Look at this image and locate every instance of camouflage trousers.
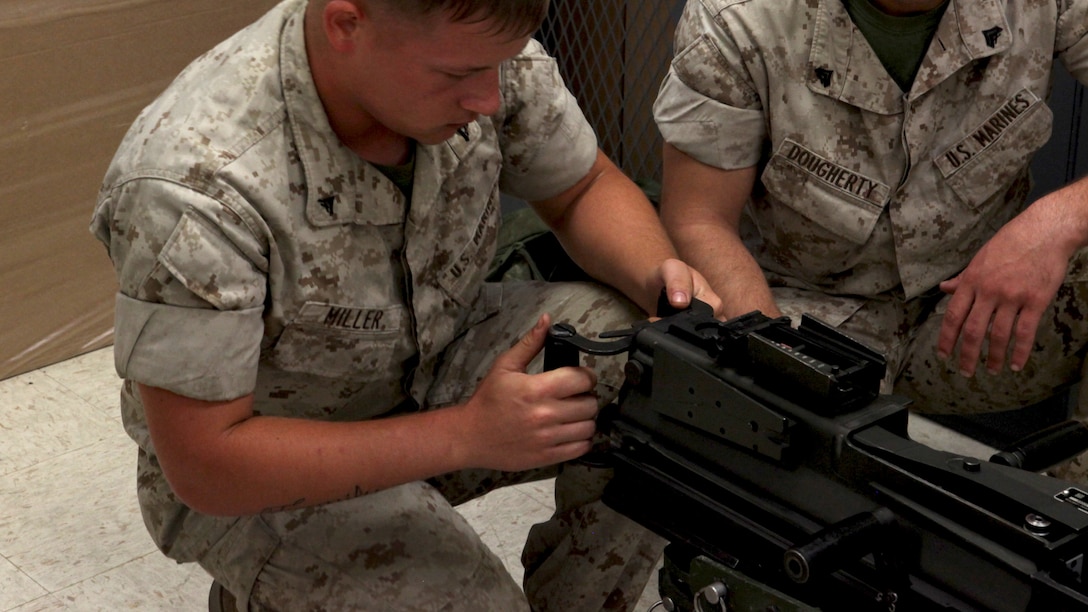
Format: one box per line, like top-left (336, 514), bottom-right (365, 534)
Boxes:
top-left (200, 281), bottom-right (664, 611)
top-left (774, 248), bottom-right (1088, 477)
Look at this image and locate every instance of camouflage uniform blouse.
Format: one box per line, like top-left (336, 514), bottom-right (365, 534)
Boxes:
top-left (655, 0), bottom-right (1088, 305)
top-left (91, 0), bottom-right (597, 561)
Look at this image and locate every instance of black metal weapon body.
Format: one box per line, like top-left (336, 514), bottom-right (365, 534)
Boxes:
top-left (545, 301), bottom-right (1088, 611)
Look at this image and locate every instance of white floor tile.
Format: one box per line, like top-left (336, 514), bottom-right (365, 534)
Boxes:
top-left (38, 348), bottom-right (120, 422)
top-left (0, 555), bottom-right (46, 611)
top-left (457, 483), bottom-right (555, 586)
top-left (47, 552), bottom-right (208, 612)
top-left (516, 479), bottom-right (555, 507)
top-left (5, 595), bottom-right (66, 612)
top-left (0, 430), bottom-right (152, 594)
top-left (0, 372), bottom-right (117, 477)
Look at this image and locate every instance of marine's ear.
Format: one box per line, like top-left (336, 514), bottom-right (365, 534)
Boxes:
top-left (321, 0), bottom-right (364, 53)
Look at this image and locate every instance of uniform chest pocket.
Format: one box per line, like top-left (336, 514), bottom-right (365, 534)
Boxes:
top-left (266, 302), bottom-right (411, 381)
top-left (437, 194), bottom-right (501, 305)
top-left (761, 139), bottom-right (891, 245)
top-left (934, 90), bottom-right (1052, 209)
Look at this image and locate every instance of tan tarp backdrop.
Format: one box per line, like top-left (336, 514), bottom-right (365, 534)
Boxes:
top-left (0, 0), bottom-right (686, 382)
top-left (0, 0), bottom-right (280, 381)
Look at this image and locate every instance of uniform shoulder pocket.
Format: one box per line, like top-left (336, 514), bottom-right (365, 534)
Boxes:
top-left (159, 208), bottom-right (265, 310)
top-left (673, 34), bottom-right (760, 109)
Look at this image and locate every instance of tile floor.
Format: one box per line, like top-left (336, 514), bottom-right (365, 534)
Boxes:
top-left (0, 347), bottom-right (996, 611)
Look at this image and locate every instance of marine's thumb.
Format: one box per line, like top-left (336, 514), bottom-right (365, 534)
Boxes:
top-left (497, 313), bottom-right (550, 373)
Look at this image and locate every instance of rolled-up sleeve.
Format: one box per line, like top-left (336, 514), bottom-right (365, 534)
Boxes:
top-left (94, 178), bottom-right (268, 401)
top-left (653, 0), bottom-right (767, 170)
top-left (654, 72), bottom-right (765, 169)
top-left (114, 295), bottom-right (263, 401)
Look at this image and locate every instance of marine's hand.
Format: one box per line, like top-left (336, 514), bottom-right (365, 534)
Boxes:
top-left (937, 211), bottom-right (1068, 376)
top-left (652, 258), bottom-right (724, 318)
top-left (456, 314), bottom-right (600, 472)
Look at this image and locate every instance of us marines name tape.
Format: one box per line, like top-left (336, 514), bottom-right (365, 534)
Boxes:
top-left (935, 89), bottom-right (1041, 177)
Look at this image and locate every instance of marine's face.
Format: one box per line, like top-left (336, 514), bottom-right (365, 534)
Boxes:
top-left (352, 10), bottom-right (530, 144)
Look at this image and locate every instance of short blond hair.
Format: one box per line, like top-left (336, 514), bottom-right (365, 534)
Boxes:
top-left (369, 0), bottom-right (548, 37)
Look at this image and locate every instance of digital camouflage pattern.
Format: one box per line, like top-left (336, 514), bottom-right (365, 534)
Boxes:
top-left (655, 0), bottom-right (1088, 444)
top-left (199, 281), bottom-right (660, 611)
top-left (91, 0), bottom-right (661, 608)
top-left (656, 0), bottom-right (1088, 300)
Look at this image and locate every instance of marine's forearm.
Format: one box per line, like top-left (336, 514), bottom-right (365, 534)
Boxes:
top-left (138, 384), bottom-right (475, 516)
top-left (536, 151), bottom-right (683, 314)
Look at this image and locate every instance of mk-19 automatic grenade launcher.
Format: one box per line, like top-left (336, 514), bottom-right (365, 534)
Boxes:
top-left (544, 299), bottom-right (1088, 611)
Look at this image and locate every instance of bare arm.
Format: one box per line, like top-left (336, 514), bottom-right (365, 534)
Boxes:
top-left (937, 176), bottom-right (1088, 376)
top-left (530, 149), bottom-right (722, 317)
top-left (141, 314), bottom-right (601, 516)
top-left (659, 143), bottom-right (777, 320)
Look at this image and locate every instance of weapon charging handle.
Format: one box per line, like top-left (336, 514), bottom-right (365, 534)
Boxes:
top-left (543, 322), bottom-right (634, 371)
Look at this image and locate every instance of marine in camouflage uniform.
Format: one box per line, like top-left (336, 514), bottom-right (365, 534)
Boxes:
top-left (91, 0), bottom-right (719, 609)
top-left (655, 0), bottom-right (1088, 466)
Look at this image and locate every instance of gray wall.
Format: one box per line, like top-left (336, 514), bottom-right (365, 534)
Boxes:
top-left (1031, 66), bottom-right (1088, 200)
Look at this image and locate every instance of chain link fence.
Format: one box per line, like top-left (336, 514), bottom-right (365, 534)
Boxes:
top-left (537, 1), bottom-right (684, 188)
